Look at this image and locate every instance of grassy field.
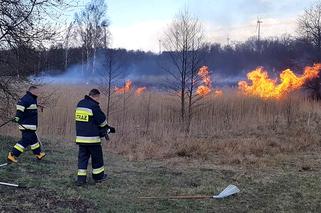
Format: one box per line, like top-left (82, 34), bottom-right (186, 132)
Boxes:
top-left (1, 135), bottom-right (321, 212)
top-left (1, 86), bottom-right (321, 212)
top-left (1, 86), bottom-right (321, 164)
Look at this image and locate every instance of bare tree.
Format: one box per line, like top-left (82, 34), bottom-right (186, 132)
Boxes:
top-left (298, 1), bottom-right (321, 60)
top-left (102, 49), bottom-right (123, 121)
top-left (63, 22), bottom-right (75, 70)
top-left (101, 22), bottom-right (118, 121)
top-left (0, 0), bottom-right (64, 120)
top-left (298, 1), bottom-right (321, 99)
top-left (162, 9), bottom-right (206, 132)
top-left (75, 0), bottom-right (109, 75)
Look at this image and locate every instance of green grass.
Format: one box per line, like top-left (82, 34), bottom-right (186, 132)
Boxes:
top-left (0, 135), bottom-right (321, 212)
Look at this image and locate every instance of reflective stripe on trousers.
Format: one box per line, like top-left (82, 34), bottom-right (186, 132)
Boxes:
top-left (78, 169), bottom-right (87, 176)
top-left (92, 166), bottom-right (104, 175)
top-left (30, 142), bottom-right (40, 150)
top-left (14, 143), bottom-right (25, 153)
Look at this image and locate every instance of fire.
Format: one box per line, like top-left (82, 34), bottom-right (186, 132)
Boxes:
top-left (238, 64), bottom-right (321, 99)
top-left (214, 89), bottom-right (223, 97)
top-left (115, 80), bottom-right (132, 94)
top-left (135, 87), bottom-right (146, 96)
top-left (197, 66), bottom-right (212, 96)
top-left (197, 85), bottom-right (211, 96)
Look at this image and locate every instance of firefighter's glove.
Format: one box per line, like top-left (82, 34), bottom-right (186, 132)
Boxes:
top-left (12, 117), bottom-right (20, 123)
top-left (107, 126), bottom-right (115, 133)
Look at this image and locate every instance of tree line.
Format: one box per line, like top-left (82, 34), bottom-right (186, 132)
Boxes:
top-left (0, 35), bottom-right (318, 78)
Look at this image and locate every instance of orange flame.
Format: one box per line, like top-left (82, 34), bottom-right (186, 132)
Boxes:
top-left (135, 87), bottom-right (146, 96)
top-left (238, 64), bottom-right (321, 99)
top-left (197, 66), bottom-right (212, 96)
top-left (197, 85), bottom-right (211, 96)
top-left (214, 89), bottom-right (223, 97)
top-left (115, 80), bottom-right (132, 94)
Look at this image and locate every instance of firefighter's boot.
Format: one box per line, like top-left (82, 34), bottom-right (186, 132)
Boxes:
top-left (7, 152), bottom-right (18, 163)
top-left (95, 174), bottom-right (108, 183)
top-left (35, 152), bottom-right (46, 160)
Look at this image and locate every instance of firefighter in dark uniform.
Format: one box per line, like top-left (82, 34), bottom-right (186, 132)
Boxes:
top-left (7, 86), bottom-right (46, 163)
top-left (75, 89), bottom-right (115, 186)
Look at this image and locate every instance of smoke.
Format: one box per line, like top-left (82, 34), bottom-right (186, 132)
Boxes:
top-left (32, 64), bottom-right (91, 85)
top-left (31, 52), bottom-right (244, 88)
top-left (31, 54), bottom-right (168, 88)
top-left (31, 55), bottom-right (126, 85)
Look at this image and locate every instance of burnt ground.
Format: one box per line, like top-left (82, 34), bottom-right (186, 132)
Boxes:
top-left (0, 187), bottom-right (94, 212)
top-left (0, 136), bottom-right (321, 212)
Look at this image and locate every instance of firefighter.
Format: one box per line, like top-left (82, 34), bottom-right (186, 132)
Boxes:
top-left (7, 86), bottom-right (46, 163)
top-left (75, 89), bottom-right (115, 186)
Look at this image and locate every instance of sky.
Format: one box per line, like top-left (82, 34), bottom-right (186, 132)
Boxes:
top-left (67, 0), bottom-right (316, 52)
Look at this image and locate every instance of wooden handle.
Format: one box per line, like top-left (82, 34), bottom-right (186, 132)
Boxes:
top-left (138, 195), bottom-right (212, 200)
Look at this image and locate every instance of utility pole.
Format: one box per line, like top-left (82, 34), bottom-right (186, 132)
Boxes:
top-left (159, 39), bottom-right (162, 54)
top-left (227, 35), bottom-right (230, 46)
top-left (257, 18), bottom-right (263, 52)
top-left (257, 18), bottom-right (262, 43)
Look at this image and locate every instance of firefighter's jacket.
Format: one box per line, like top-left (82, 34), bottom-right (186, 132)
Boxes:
top-left (75, 95), bottom-right (108, 144)
top-left (15, 91), bottom-right (38, 131)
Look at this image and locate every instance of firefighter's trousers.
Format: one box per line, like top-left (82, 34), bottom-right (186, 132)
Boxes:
top-left (12, 130), bottom-right (42, 157)
top-left (77, 144), bottom-right (105, 182)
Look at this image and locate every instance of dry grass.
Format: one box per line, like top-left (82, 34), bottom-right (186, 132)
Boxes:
top-left (1, 85), bottom-right (321, 164)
